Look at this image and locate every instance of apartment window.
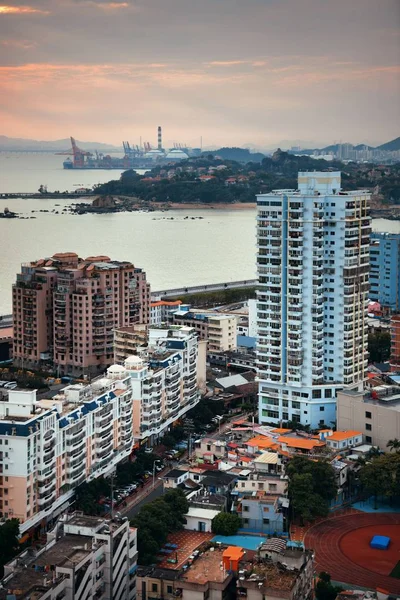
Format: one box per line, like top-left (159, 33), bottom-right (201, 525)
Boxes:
top-left (320, 406), bottom-right (325, 412)
top-left (292, 401), bottom-right (300, 409)
top-left (365, 411), bottom-right (371, 419)
top-left (152, 584), bottom-right (158, 593)
top-left (366, 423), bottom-right (372, 431)
top-left (263, 518), bottom-right (270, 525)
top-left (167, 586), bottom-right (173, 595)
top-left (243, 505), bottom-right (249, 512)
top-left (366, 436), bottom-right (372, 444)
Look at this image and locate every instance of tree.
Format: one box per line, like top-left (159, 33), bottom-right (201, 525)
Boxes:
top-left (286, 457), bottom-right (337, 525)
top-left (0, 519), bottom-right (20, 577)
top-left (132, 489), bottom-right (190, 564)
top-left (315, 572), bottom-right (342, 600)
top-left (387, 438), bottom-right (400, 452)
top-left (368, 331), bottom-right (391, 363)
top-left (161, 434), bottom-right (176, 449)
top-left (212, 512), bottom-right (241, 536)
top-left (359, 451), bottom-right (400, 508)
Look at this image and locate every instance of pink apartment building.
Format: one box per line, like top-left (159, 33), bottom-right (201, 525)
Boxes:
top-left (13, 252), bottom-right (150, 374)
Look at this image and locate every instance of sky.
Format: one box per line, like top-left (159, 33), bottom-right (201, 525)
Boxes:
top-left (0, 0), bottom-right (399, 148)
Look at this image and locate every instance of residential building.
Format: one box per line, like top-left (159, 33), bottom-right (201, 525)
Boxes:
top-left (0, 369), bottom-right (134, 533)
top-left (150, 300), bottom-right (184, 325)
top-left (114, 324), bottom-right (148, 364)
top-left (184, 506), bottom-right (220, 532)
top-left (0, 512), bottom-right (137, 600)
top-left (128, 326), bottom-right (202, 444)
top-left (193, 438), bottom-right (227, 462)
top-left (337, 385), bottom-right (400, 449)
top-left (370, 233), bottom-right (400, 310)
top-left (12, 253), bottom-right (150, 374)
top-left (236, 493), bottom-right (286, 533)
top-left (233, 472), bottom-right (286, 496)
top-left (256, 171), bottom-right (370, 428)
top-left (137, 547), bottom-right (234, 600)
top-left (172, 310), bottom-right (237, 352)
top-left (237, 541), bottom-right (314, 600)
top-left (325, 430), bottom-right (363, 450)
top-left (136, 567), bottom-right (182, 600)
top-left (390, 314), bottom-right (400, 371)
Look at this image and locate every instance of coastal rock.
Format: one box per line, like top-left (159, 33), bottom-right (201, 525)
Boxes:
top-left (92, 195), bottom-right (117, 209)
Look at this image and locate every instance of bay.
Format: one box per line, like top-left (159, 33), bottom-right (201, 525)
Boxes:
top-left (0, 153), bottom-right (398, 315)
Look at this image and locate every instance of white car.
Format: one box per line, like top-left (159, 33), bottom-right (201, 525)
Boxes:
top-left (4, 382), bottom-right (17, 389)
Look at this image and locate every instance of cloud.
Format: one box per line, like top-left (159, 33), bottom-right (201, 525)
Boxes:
top-left (0, 5), bottom-right (49, 14)
top-left (1, 39), bottom-right (37, 48)
top-left (90, 1), bottom-right (130, 8)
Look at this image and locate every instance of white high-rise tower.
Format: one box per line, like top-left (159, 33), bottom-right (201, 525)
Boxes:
top-left (256, 171), bottom-right (370, 428)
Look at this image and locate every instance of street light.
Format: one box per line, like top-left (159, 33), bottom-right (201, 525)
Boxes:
top-left (152, 460), bottom-right (162, 489)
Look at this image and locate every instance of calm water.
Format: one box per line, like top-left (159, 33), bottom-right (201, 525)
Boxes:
top-left (0, 152), bottom-right (128, 194)
top-left (0, 153), bottom-right (397, 314)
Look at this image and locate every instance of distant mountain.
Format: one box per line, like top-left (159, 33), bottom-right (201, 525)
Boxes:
top-left (377, 137), bottom-right (400, 152)
top-left (209, 147), bottom-right (265, 163)
top-left (0, 135), bottom-right (121, 152)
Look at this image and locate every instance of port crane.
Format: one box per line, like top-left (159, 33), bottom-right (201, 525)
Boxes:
top-left (55, 137), bottom-right (92, 168)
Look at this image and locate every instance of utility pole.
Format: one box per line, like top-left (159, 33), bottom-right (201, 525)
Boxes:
top-left (183, 418), bottom-right (195, 460)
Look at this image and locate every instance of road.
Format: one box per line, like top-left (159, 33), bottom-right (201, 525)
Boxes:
top-left (117, 411), bottom-right (254, 520)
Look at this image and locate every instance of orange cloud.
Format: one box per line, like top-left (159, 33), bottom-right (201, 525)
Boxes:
top-left (1, 39), bottom-right (37, 48)
top-left (91, 1), bottom-right (130, 8)
top-left (0, 5), bottom-right (49, 14)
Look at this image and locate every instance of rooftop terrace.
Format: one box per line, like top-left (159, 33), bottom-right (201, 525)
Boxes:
top-left (180, 548), bottom-right (229, 585)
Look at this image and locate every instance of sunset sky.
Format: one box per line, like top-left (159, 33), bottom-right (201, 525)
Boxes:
top-left (1, 0), bottom-right (399, 148)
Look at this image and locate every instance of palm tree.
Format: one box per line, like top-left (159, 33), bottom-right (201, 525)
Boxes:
top-left (387, 439), bottom-right (400, 452)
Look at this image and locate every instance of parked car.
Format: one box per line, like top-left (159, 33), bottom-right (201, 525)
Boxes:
top-left (0, 381), bottom-right (7, 388)
top-left (144, 447), bottom-right (154, 454)
top-left (4, 382), bottom-right (17, 389)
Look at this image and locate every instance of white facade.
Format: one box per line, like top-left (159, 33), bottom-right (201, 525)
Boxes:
top-left (128, 326), bottom-right (201, 442)
top-left (184, 507), bottom-right (220, 532)
top-left (256, 172), bottom-right (370, 428)
top-left (0, 376), bottom-right (134, 532)
top-left (248, 298), bottom-right (257, 338)
top-left (2, 512), bottom-right (137, 600)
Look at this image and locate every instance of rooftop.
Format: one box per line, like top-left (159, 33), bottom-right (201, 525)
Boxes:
top-left (164, 468), bottom-right (188, 479)
top-left (180, 548), bottom-right (230, 585)
top-left (1, 535), bottom-right (93, 599)
top-left (239, 558), bottom-right (301, 592)
top-left (327, 430), bottom-right (362, 441)
top-left (156, 530), bottom-right (213, 570)
top-left (278, 435), bottom-right (325, 450)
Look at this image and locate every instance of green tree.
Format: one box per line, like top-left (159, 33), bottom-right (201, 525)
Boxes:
top-left (315, 572), bottom-right (342, 600)
top-left (387, 438), bottom-right (400, 452)
top-left (0, 519), bottom-right (20, 576)
top-left (212, 512), bottom-right (241, 536)
top-left (359, 451), bottom-right (400, 508)
top-left (286, 457), bottom-right (337, 525)
top-left (161, 434), bottom-right (177, 449)
top-left (132, 489), bottom-right (189, 564)
top-left (368, 331), bottom-right (391, 363)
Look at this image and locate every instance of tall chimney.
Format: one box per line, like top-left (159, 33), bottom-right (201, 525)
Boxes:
top-left (158, 126), bottom-right (162, 151)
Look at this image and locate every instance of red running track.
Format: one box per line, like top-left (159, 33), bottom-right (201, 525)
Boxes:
top-left (304, 512), bottom-right (400, 594)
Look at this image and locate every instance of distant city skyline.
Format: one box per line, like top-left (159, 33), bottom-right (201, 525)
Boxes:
top-left (0, 0), bottom-right (399, 146)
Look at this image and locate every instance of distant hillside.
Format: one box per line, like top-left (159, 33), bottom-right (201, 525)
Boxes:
top-left (377, 137), bottom-right (400, 152)
top-left (208, 147), bottom-right (265, 163)
top-left (0, 135), bottom-right (121, 152)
